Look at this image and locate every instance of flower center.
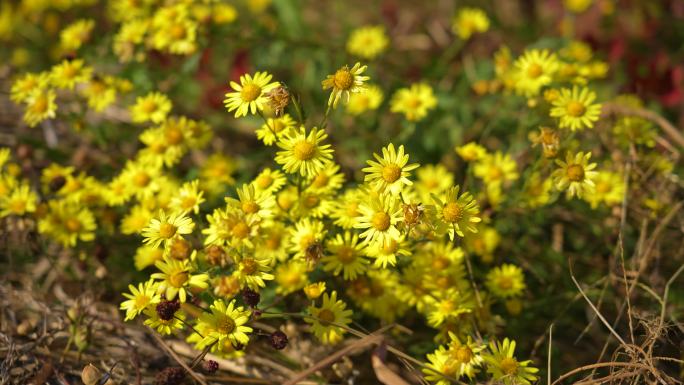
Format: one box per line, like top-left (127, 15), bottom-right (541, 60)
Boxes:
top-left (453, 346), bottom-right (473, 363)
top-left (217, 315), bottom-right (236, 334)
top-left (382, 239), bottom-right (398, 254)
top-left (169, 271), bottom-right (188, 288)
top-left (500, 357), bottom-right (519, 375)
top-left (256, 174), bottom-right (273, 189)
top-left (31, 95), bottom-right (49, 113)
top-left (336, 246), bottom-right (356, 264)
top-left (232, 221), bottom-right (249, 239)
top-left (312, 173), bottom-right (329, 188)
top-left (141, 99), bottom-right (157, 114)
top-left (165, 126), bottom-right (183, 145)
top-left (333, 69), bottom-right (354, 90)
top-left (381, 164), bottom-right (401, 183)
top-left (62, 64), bottom-right (77, 79)
top-left (241, 258), bottom-right (258, 275)
top-left (9, 200), bottom-right (27, 214)
top-left (170, 24), bottom-right (186, 40)
top-left (566, 101), bottom-right (586, 117)
top-left (345, 202), bottom-right (359, 218)
top-left (526, 63), bottom-right (543, 78)
top-left (566, 164), bottom-right (585, 182)
top-left (133, 171), bottom-right (150, 187)
top-left (181, 196), bottom-right (196, 210)
top-left (240, 83), bottom-right (262, 102)
top-left (317, 309), bottom-right (335, 325)
top-left (159, 222), bottom-right (177, 239)
top-left (293, 140), bottom-right (315, 160)
top-left (432, 256), bottom-right (450, 270)
top-left (134, 295), bottom-right (150, 309)
top-left (241, 201), bottom-right (259, 214)
top-left (303, 194), bottom-right (319, 208)
top-left (371, 212), bottom-right (391, 231)
top-left (442, 202), bottom-right (464, 223)
top-left (265, 235), bottom-right (281, 250)
top-left (65, 218), bottom-right (82, 233)
top-left (497, 276), bottom-right (513, 290)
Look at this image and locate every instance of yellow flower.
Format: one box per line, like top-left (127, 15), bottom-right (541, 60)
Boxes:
top-left (424, 335), bottom-right (485, 382)
top-left (551, 151), bottom-right (598, 198)
top-left (288, 218), bottom-right (327, 260)
top-left (151, 257), bottom-right (209, 302)
top-left (322, 232), bottom-right (368, 280)
top-left (473, 152), bottom-right (519, 187)
top-left (142, 210), bottom-right (195, 249)
top-left (564, 0), bottom-right (593, 13)
top-left (120, 279), bottom-right (160, 321)
top-left (275, 261), bottom-right (309, 294)
top-left (226, 183), bottom-right (275, 220)
top-left (200, 153), bottom-right (236, 195)
top-left (170, 180), bottom-right (205, 214)
top-left (550, 86), bottom-right (602, 131)
top-left (81, 76), bottom-right (118, 112)
top-left (275, 126), bottom-right (334, 177)
top-left (522, 172), bottom-right (553, 208)
top-left (346, 84), bottom-right (384, 115)
top-left (130, 92), bottom-right (172, 124)
top-left (251, 168), bottom-right (287, 195)
top-left (134, 245), bottom-right (164, 271)
top-left (195, 299), bottom-right (253, 348)
top-left (390, 82), bottom-right (437, 121)
top-left (355, 192), bottom-right (402, 246)
top-left (431, 186), bottom-right (481, 240)
top-left (256, 113), bottom-right (296, 146)
top-left (305, 291), bottom-right (353, 344)
top-left (202, 207), bottom-right (259, 249)
top-left (415, 164), bottom-right (454, 202)
top-left (50, 59), bottom-right (92, 90)
top-left (452, 7), bottom-right (489, 40)
top-left (143, 307), bottom-right (185, 335)
top-left (121, 205), bottom-right (153, 235)
top-left (482, 338), bottom-right (539, 385)
top-left (11, 72), bottom-right (50, 103)
top-left (331, 188), bottom-right (363, 229)
top-left (425, 288), bottom-right (474, 327)
top-left (306, 163), bottom-right (345, 194)
top-left (38, 200), bottom-right (96, 247)
top-left (224, 71), bottom-right (279, 118)
top-left (0, 182), bottom-right (38, 217)
top-left (486, 264), bottom-right (526, 299)
top-left (303, 282), bottom-right (326, 300)
top-left (455, 142), bottom-right (487, 162)
top-left (362, 143), bottom-right (419, 195)
top-left (513, 49), bottom-right (559, 97)
top-left (235, 255), bottom-right (274, 290)
top-left (321, 62), bottom-right (369, 108)
top-left (23, 88), bottom-right (57, 127)
top-left (583, 170), bottom-right (625, 209)
top-left (151, 14), bottom-right (198, 55)
top-left (60, 19), bottom-right (94, 51)
top-left (365, 235), bottom-right (410, 268)
top-left (346, 25), bottom-right (389, 60)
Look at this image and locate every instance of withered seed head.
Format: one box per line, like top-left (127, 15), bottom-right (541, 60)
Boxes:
top-left (266, 86), bottom-right (290, 116)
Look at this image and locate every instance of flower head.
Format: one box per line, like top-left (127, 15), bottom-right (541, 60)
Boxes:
top-left (322, 62), bottom-right (369, 108)
top-left (551, 151), bottom-right (598, 198)
top-left (275, 126), bottom-right (334, 177)
top-left (224, 71), bottom-right (280, 118)
top-left (390, 83), bottom-right (437, 121)
top-left (362, 143), bottom-right (419, 195)
top-left (550, 86), bottom-right (602, 131)
top-left (305, 291), bottom-right (353, 344)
